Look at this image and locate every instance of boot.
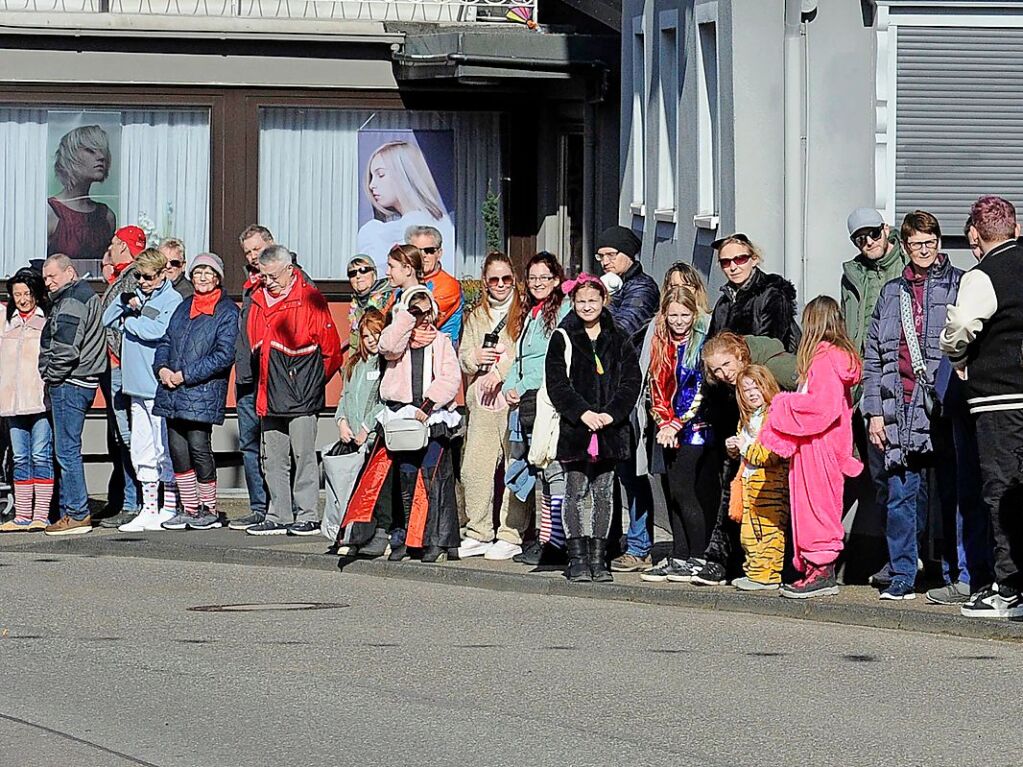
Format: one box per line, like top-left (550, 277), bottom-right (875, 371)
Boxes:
top-left (588, 537), bottom-right (613, 583)
top-left (565, 537), bottom-right (591, 582)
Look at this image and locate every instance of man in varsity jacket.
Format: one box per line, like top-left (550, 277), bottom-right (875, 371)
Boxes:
top-left (940, 195), bottom-right (1023, 621)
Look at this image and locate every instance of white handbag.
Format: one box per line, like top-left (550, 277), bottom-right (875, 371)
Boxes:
top-left (383, 418), bottom-right (429, 452)
top-left (528, 328), bottom-right (572, 469)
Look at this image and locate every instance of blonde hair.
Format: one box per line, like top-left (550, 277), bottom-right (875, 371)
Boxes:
top-left (365, 141), bottom-right (445, 221)
top-left (663, 262), bottom-right (712, 314)
top-left (134, 247), bottom-right (168, 273)
top-left (651, 286), bottom-right (707, 375)
top-left (159, 238), bottom-right (186, 261)
top-left (54, 125), bottom-right (112, 189)
top-left (736, 365), bottom-right (780, 427)
top-left (796, 296), bottom-right (861, 383)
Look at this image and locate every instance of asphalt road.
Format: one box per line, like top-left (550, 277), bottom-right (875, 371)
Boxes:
top-left (1, 552), bottom-right (1020, 767)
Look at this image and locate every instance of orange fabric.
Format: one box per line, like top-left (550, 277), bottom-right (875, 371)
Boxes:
top-left (728, 465), bottom-right (745, 523)
top-left (342, 446), bottom-right (392, 526)
top-left (404, 474), bottom-right (430, 548)
top-left (425, 269), bottom-right (461, 330)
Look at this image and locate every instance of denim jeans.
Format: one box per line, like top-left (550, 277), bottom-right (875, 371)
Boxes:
top-left (616, 453), bottom-right (654, 557)
top-left (100, 366), bottom-right (139, 512)
top-left (886, 464), bottom-right (929, 586)
top-left (8, 412), bottom-right (53, 482)
top-left (237, 383), bottom-right (267, 515)
top-left (50, 383), bottom-right (95, 520)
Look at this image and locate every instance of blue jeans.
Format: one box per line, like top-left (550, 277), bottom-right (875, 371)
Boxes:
top-left (236, 383), bottom-right (267, 515)
top-left (616, 453), bottom-right (654, 558)
top-left (101, 367), bottom-right (139, 512)
top-left (945, 414), bottom-right (994, 588)
top-left (8, 412), bottom-right (53, 482)
top-left (886, 464), bottom-right (929, 586)
top-left (50, 383), bottom-right (95, 520)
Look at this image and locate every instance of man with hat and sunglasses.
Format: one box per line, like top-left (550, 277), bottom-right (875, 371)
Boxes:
top-left (840, 207), bottom-right (907, 587)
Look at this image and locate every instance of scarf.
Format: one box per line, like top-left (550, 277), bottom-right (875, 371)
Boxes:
top-left (190, 288), bottom-right (221, 319)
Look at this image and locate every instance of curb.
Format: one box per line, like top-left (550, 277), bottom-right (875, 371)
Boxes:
top-left (6, 534), bottom-right (1023, 644)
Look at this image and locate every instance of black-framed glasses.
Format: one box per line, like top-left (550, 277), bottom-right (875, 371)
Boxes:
top-left (487, 275), bottom-right (515, 287)
top-left (527, 274), bottom-right (555, 284)
top-left (347, 266), bottom-right (375, 278)
top-left (421, 247), bottom-right (440, 255)
top-left (851, 226), bottom-right (885, 248)
top-left (904, 238), bottom-right (939, 253)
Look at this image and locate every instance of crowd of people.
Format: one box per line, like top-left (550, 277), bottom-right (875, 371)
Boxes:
top-left (2, 194), bottom-right (1022, 622)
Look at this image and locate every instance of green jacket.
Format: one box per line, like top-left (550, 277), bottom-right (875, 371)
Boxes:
top-left (840, 234), bottom-right (908, 355)
top-left (334, 354), bottom-right (383, 435)
top-left (744, 334), bottom-right (798, 392)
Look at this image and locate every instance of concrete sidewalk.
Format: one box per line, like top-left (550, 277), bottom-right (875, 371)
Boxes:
top-left (2, 521), bottom-right (1021, 644)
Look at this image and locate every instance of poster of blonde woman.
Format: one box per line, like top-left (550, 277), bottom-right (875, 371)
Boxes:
top-left (45, 111), bottom-right (121, 278)
top-left (357, 130), bottom-right (456, 271)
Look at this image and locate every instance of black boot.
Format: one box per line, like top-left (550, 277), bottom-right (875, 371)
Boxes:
top-left (588, 537), bottom-right (613, 583)
top-left (565, 537), bottom-right (591, 582)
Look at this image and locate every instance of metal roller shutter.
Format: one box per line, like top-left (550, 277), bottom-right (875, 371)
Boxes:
top-left (896, 26), bottom-right (1023, 231)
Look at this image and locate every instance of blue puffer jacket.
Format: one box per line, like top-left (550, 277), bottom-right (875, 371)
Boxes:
top-left (862, 255), bottom-right (962, 468)
top-left (153, 293), bottom-right (240, 425)
top-left (609, 261), bottom-right (660, 349)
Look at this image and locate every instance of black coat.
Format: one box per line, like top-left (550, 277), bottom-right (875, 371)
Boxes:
top-left (545, 310), bottom-right (642, 463)
top-left (709, 268), bottom-right (801, 353)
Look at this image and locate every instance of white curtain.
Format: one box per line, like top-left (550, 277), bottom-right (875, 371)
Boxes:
top-left (0, 107), bottom-right (210, 278)
top-left (0, 108), bottom-right (48, 276)
top-left (258, 108), bottom-right (502, 280)
top-left (121, 110), bottom-right (211, 259)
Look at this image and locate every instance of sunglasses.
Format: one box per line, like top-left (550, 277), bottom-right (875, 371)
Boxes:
top-left (168, 260), bottom-right (183, 269)
top-left (718, 253), bottom-right (753, 269)
top-left (137, 270), bottom-right (163, 281)
top-left (421, 247), bottom-right (440, 255)
top-left (487, 275), bottom-right (515, 287)
top-left (851, 226), bottom-right (885, 248)
top-left (347, 266), bottom-right (375, 278)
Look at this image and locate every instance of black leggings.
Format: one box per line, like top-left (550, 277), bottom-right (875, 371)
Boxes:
top-left (167, 419), bottom-right (215, 483)
top-left (660, 444), bottom-right (722, 561)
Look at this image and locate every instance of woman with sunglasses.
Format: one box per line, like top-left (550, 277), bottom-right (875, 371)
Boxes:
top-left (456, 252), bottom-right (529, 561)
top-left (345, 254), bottom-right (392, 355)
top-left (708, 234), bottom-right (801, 353)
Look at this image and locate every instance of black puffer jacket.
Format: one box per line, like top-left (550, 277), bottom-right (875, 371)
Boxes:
top-left (709, 267), bottom-right (801, 353)
top-left (545, 310), bottom-right (642, 463)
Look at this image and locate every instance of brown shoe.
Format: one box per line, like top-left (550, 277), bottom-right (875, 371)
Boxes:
top-left (610, 553), bottom-right (652, 572)
top-left (44, 515), bottom-right (93, 537)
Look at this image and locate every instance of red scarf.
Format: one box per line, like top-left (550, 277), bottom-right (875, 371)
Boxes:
top-left (190, 289), bottom-right (221, 319)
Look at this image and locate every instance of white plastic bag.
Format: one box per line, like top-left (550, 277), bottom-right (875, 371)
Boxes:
top-left (321, 442), bottom-right (369, 542)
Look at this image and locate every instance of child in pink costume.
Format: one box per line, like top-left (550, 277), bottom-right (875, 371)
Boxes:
top-left (759, 296), bottom-right (863, 599)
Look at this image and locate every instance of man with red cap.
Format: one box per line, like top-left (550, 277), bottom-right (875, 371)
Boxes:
top-left (96, 225), bottom-right (147, 528)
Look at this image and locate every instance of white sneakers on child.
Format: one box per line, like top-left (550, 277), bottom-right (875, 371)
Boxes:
top-left (484, 540), bottom-right (523, 561)
top-left (118, 509), bottom-right (175, 533)
top-left (457, 538), bottom-right (493, 558)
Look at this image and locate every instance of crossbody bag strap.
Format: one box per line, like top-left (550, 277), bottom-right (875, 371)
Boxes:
top-left (899, 287), bottom-right (928, 380)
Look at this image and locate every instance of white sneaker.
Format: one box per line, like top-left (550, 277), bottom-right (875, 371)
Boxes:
top-left (484, 540), bottom-right (523, 560)
top-left (457, 538), bottom-right (494, 558)
top-left (119, 510), bottom-right (160, 532)
top-left (152, 510), bottom-right (176, 530)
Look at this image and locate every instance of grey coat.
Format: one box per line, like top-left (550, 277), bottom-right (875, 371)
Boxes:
top-left (862, 256), bottom-right (962, 469)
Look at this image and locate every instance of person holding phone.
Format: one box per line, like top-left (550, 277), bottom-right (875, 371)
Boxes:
top-left (456, 252), bottom-right (528, 561)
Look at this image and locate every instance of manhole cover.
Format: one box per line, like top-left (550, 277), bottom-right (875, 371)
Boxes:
top-left (188, 602), bottom-right (348, 613)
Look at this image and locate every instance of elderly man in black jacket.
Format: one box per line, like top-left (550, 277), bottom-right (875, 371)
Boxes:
top-left (596, 225), bottom-right (661, 571)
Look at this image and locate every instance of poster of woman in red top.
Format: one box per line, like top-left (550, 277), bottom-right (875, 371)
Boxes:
top-left (46, 111), bottom-right (121, 279)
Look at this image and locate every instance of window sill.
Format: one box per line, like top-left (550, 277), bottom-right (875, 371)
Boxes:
top-left (693, 213), bottom-right (720, 230)
top-left (630, 202), bottom-right (646, 217)
top-left (654, 208), bottom-right (677, 224)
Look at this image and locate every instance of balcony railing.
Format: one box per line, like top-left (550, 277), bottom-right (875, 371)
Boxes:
top-left (0, 0), bottom-right (539, 23)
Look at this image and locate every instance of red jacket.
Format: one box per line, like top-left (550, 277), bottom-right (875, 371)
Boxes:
top-left (248, 273), bottom-right (342, 417)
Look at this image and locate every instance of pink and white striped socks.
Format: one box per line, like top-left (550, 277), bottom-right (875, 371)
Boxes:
top-left (198, 482), bottom-right (217, 517)
top-left (175, 470), bottom-right (199, 516)
top-left (13, 480), bottom-right (32, 522)
top-left (33, 479), bottom-right (53, 523)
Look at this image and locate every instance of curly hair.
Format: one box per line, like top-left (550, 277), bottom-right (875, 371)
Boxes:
top-left (525, 251), bottom-right (566, 333)
top-left (6, 268), bottom-right (51, 322)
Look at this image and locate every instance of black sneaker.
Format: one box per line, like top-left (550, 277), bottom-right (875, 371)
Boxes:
top-left (868, 563), bottom-right (894, 589)
top-left (287, 520), bottom-right (319, 537)
top-left (388, 544), bottom-right (408, 562)
top-left (100, 510), bottom-right (140, 529)
top-left (691, 560), bottom-right (727, 586)
top-left (229, 512), bottom-right (265, 531)
top-left (246, 519), bottom-right (288, 536)
top-left (960, 584), bottom-right (1023, 619)
top-left (422, 545), bottom-right (447, 563)
top-left (358, 528), bottom-right (389, 558)
top-left (513, 540), bottom-right (567, 566)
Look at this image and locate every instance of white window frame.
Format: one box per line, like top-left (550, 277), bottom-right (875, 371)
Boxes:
top-left (654, 10), bottom-right (679, 224)
top-left (694, 9), bottom-right (719, 227)
top-left (630, 15), bottom-right (647, 216)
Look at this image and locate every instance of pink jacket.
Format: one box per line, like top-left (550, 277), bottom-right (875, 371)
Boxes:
top-left (0, 309), bottom-right (48, 417)
top-left (759, 342), bottom-right (862, 569)
top-left (378, 311), bottom-right (460, 409)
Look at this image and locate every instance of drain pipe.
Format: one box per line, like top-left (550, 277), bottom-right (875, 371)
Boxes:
top-left (783, 0), bottom-right (806, 302)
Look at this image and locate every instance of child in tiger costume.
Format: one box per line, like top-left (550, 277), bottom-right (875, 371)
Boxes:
top-left (725, 364), bottom-right (789, 590)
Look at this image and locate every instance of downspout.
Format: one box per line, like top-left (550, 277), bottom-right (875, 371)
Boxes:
top-left (783, 0), bottom-right (806, 302)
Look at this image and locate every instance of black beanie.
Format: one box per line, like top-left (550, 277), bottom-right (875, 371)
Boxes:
top-left (595, 226), bottom-right (642, 259)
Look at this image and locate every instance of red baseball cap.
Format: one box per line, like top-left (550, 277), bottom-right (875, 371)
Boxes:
top-left (114, 225), bottom-right (147, 257)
